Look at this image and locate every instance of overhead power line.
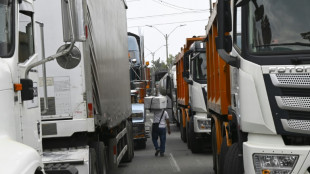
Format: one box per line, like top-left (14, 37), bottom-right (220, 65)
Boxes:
top-left (128, 19), bottom-right (208, 28)
top-left (151, 0), bottom-right (183, 11)
top-left (152, 0), bottom-right (208, 11)
top-left (128, 10), bottom-right (209, 20)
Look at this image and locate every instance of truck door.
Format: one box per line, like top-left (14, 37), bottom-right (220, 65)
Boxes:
top-left (17, 4), bottom-right (42, 154)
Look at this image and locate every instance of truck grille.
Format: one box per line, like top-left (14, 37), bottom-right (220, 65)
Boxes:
top-left (264, 73), bottom-right (310, 135)
top-left (276, 96), bottom-right (310, 112)
top-left (275, 73), bottom-right (310, 86)
top-left (287, 119), bottom-right (310, 131)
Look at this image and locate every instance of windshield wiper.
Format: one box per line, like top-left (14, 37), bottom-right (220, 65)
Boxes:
top-left (256, 42), bottom-right (310, 47)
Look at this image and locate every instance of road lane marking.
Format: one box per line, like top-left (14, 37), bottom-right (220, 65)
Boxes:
top-left (169, 153), bottom-right (181, 172)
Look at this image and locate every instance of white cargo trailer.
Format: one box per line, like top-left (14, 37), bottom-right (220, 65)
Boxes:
top-left (34, 0), bottom-right (134, 173)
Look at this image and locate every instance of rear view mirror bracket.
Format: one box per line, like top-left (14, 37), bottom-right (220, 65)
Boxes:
top-left (216, 0), bottom-right (240, 68)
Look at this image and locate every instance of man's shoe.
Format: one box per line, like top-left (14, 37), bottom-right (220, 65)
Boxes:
top-left (160, 153), bottom-right (164, 157)
top-left (155, 149), bottom-right (160, 156)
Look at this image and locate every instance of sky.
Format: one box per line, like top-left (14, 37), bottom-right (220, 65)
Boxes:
top-left (126, 0), bottom-right (216, 65)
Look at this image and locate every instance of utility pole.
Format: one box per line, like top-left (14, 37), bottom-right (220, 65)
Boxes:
top-left (146, 24), bottom-right (186, 64)
top-left (165, 34), bottom-right (168, 64)
top-left (209, 0), bottom-right (213, 14)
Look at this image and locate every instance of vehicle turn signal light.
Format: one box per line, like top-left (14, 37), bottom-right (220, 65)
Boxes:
top-left (262, 170), bottom-right (270, 174)
top-left (14, 83), bottom-right (22, 91)
top-left (228, 114), bottom-right (233, 121)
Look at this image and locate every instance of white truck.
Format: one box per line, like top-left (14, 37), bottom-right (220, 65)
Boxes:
top-left (0, 0), bottom-right (43, 173)
top-left (33, 0), bottom-right (134, 173)
top-left (0, 0), bottom-right (91, 173)
top-left (206, 0), bottom-right (310, 173)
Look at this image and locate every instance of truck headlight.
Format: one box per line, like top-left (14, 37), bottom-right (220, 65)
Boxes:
top-left (197, 119), bottom-right (211, 130)
top-left (253, 154), bottom-right (299, 174)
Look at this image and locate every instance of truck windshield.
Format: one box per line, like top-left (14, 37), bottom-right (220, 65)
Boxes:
top-left (128, 36), bottom-right (141, 65)
top-left (194, 53), bottom-right (207, 81)
top-left (248, 0), bottom-right (310, 54)
top-left (0, 0), bottom-right (14, 57)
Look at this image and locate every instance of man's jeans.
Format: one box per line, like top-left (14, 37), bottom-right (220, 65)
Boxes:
top-left (152, 127), bottom-right (166, 153)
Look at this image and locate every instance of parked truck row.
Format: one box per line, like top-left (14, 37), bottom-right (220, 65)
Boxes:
top-left (0, 0), bottom-right (134, 173)
top-left (159, 0), bottom-right (310, 173)
top-left (2, 0), bottom-right (310, 173)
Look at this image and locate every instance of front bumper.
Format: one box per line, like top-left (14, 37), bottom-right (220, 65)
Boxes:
top-left (243, 134), bottom-right (310, 174)
top-left (133, 123), bottom-right (146, 140)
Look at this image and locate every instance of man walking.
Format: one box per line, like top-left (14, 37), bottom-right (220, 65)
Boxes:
top-left (152, 109), bottom-right (171, 157)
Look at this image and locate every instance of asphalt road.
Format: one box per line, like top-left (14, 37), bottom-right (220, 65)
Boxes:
top-left (110, 124), bottom-right (215, 174)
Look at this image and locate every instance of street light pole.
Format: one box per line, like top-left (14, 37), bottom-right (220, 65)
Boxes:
top-left (165, 34), bottom-right (168, 65)
top-left (146, 24), bottom-right (186, 64)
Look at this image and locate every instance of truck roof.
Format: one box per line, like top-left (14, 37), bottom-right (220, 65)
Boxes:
top-left (174, 37), bottom-right (205, 64)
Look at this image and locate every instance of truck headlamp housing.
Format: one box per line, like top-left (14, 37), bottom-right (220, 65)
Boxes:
top-left (253, 154), bottom-right (299, 174)
top-left (197, 119), bottom-right (211, 130)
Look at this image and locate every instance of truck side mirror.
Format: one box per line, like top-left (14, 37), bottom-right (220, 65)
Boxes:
top-left (61, 0), bottom-right (86, 42)
top-left (182, 50), bottom-right (192, 79)
top-left (215, 0), bottom-right (239, 68)
top-left (166, 76), bottom-right (171, 96)
top-left (21, 79), bottom-right (34, 101)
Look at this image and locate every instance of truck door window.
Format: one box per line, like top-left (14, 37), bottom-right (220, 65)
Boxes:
top-left (0, 0), bottom-right (14, 58)
top-left (234, 5), bottom-right (242, 51)
top-left (194, 53), bottom-right (207, 81)
top-left (18, 11), bottom-right (34, 63)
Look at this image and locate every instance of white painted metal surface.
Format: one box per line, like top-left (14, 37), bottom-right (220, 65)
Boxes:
top-left (43, 147), bottom-right (89, 174)
top-left (243, 134), bottom-right (310, 174)
top-left (0, 1), bottom-right (43, 173)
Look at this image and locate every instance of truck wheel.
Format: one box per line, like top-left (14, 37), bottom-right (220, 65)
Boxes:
top-left (189, 117), bottom-right (202, 153)
top-left (90, 148), bottom-right (98, 174)
top-left (180, 114), bottom-right (187, 142)
top-left (186, 121), bottom-right (191, 149)
top-left (223, 143), bottom-right (244, 174)
top-left (122, 120), bottom-right (134, 162)
top-left (176, 109), bottom-right (181, 127)
top-left (91, 142), bottom-right (108, 174)
top-left (219, 136), bottom-right (228, 174)
top-left (212, 125), bottom-right (219, 174)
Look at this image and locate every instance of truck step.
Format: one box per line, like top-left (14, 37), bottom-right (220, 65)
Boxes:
top-left (44, 163), bottom-right (78, 174)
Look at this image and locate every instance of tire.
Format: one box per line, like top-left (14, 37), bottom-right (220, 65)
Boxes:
top-left (219, 136), bottom-right (228, 174)
top-left (180, 113), bottom-right (187, 142)
top-left (186, 120), bottom-right (191, 149)
top-left (176, 109), bottom-right (181, 127)
top-left (122, 120), bottom-right (134, 162)
top-left (212, 125), bottom-right (219, 174)
top-left (189, 117), bottom-right (202, 153)
top-left (89, 148), bottom-right (98, 174)
top-left (91, 142), bottom-right (108, 174)
top-left (223, 143), bottom-right (244, 174)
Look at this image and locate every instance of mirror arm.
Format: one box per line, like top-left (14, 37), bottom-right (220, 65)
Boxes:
top-left (25, 41), bottom-right (75, 79)
top-left (218, 49), bottom-right (240, 68)
top-left (25, 0), bottom-right (77, 79)
top-left (184, 78), bottom-right (193, 85)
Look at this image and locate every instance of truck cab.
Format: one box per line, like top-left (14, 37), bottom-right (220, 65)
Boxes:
top-left (206, 0), bottom-right (310, 173)
top-left (0, 0), bottom-right (43, 173)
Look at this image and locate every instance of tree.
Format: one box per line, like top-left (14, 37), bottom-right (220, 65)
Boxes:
top-left (166, 54), bottom-right (175, 68)
top-left (151, 58), bottom-right (168, 72)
